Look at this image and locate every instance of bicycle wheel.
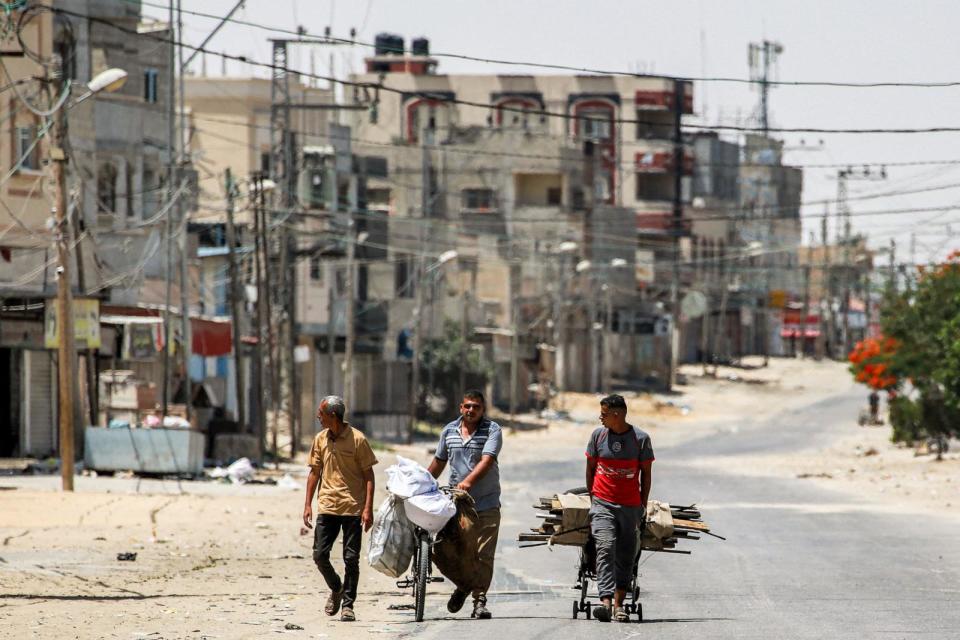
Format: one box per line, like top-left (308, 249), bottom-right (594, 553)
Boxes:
top-left (414, 531), bottom-right (430, 622)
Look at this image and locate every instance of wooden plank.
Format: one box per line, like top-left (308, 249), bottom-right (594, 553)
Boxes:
top-left (673, 518), bottom-right (710, 531)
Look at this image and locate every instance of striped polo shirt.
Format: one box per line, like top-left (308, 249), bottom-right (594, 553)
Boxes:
top-left (435, 416), bottom-right (503, 512)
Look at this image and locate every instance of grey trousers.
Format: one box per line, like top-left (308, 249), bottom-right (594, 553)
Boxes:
top-left (589, 497), bottom-right (644, 600)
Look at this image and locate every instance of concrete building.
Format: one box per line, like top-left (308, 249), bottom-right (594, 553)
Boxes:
top-left (738, 135), bottom-right (804, 357)
top-left (796, 239), bottom-right (873, 358)
top-left (1, 2), bottom-right (174, 457)
top-left (348, 38), bottom-right (687, 402)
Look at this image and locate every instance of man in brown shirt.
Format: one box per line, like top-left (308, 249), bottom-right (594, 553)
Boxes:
top-left (303, 395), bottom-right (378, 622)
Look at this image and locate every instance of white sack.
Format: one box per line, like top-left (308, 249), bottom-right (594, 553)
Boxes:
top-left (225, 457), bottom-right (255, 484)
top-left (385, 455), bottom-right (437, 498)
top-left (405, 490), bottom-right (457, 534)
top-left (368, 495), bottom-right (416, 578)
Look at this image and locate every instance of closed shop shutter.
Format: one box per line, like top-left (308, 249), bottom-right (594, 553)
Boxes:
top-left (26, 350), bottom-right (55, 456)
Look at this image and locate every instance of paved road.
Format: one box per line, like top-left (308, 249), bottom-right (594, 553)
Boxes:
top-left (403, 388), bottom-right (960, 639)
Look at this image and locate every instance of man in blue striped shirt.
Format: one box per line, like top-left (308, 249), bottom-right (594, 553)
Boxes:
top-left (428, 389), bottom-right (503, 619)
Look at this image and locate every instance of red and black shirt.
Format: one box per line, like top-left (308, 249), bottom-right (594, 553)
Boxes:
top-left (586, 426), bottom-right (655, 507)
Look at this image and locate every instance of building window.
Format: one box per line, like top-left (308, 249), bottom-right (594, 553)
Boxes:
top-left (98, 163), bottom-right (118, 213)
top-left (635, 173), bottom-right (674, 202)
top-left (367, 188), bottom-right (391, 207)
top-left (496, 98), bottom-right (545, 129)
top-left (636, 110), bottom-right (673, 140)
top-left (125, 162), bottom-right (134, 217)
top-left (571, 187), bottom-right (585, 211)
top-left (15, 126), bottom-right (39, 171)
top-left (309, 254), bottom-right (322, 281)
top-left (461, 188), bottom-right (496, 213)
top-left (260, 152), bottom-right (271, 174)
top-left (547, 187), bottom-right (562, 206)
top-left (577, 106), bottom-right (613, 140)
top-left (143, 68), bottom-right (158, 103)
top-left (395, 258), bottom-right (414, 298)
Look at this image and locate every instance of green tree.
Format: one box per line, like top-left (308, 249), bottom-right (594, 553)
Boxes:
top-left (419, 321), bottom-right (492, 421)
top-left (879, 252), bottom-right (960, 457)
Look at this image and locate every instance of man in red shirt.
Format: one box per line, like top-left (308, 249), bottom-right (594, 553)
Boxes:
top-left (585, 394), bottom-right (654, 623)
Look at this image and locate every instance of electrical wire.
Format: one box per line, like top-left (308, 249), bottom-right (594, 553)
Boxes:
top-left (54, 7), bottom-right (960, 136)
top-left (134, 0), bottom-right (960, 90)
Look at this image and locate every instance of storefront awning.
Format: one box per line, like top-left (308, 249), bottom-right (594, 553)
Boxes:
top-left (101, 309), bottom-right (232, 357)
top-left (191, 318), bottom-right (232, 356)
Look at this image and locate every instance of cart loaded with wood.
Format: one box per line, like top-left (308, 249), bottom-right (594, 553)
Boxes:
top-left (518, 488), bottom-right (724, 621)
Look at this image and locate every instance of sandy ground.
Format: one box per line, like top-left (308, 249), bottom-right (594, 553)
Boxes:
top-left (1, 357), bottom-right (956, 639)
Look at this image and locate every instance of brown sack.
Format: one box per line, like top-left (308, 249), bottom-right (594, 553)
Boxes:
top-left (431, 489), bottom-right (481, 592)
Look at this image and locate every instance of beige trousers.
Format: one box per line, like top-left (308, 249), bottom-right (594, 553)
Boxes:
top-left (471, 507), bottom-right (501, 601)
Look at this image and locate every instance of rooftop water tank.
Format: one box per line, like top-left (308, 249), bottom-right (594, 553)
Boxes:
top-left (411, 37), bottom-right (430, 56)
top-left (374, 32), bottom-right (404, 56)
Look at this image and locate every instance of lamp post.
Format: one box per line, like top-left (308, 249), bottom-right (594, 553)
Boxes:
top-left (51, 68), bottom-right (128, 491)
top-left (552, 241), bottom-right (578, 395)
top-left (409, 249), bottom-right (458, 441)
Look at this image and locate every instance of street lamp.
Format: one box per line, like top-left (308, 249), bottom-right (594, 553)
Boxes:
top-left (409, 249), bottom-right (459, 441)
top-left (52, 66), bottom-right (128, 492)
top-left (84, 68), bottom-right (128, 97)
top-left (551, 241), bottom-right (579, 396)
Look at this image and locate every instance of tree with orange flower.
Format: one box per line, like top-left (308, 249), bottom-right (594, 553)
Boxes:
top-left (864, 251), bottom-right (960, 456)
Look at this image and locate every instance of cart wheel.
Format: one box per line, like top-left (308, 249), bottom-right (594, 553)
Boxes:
top-left (572, 600), bottom-right (578, 619)
top-left (636, 603), bottom-right (643, 622)
top-left (585, 604), bottom-right (592, 620)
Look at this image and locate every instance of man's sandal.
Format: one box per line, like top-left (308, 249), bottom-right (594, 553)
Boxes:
top-left (592, 605), bottom-right (611, 622)
top-left (324, 589), bottom-right (344, 616)
top-left (614, 607), bottom-right (630, 623)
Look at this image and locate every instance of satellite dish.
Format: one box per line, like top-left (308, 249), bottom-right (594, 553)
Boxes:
top-left (680, 291), bottom-right (708, 319)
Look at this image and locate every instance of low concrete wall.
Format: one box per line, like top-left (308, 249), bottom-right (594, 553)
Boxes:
top-left (84, 427), bottom-right (204, 475)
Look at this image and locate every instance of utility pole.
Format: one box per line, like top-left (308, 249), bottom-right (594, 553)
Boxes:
top-left (669, 78), bottom-right (685, 387)
top-left (268, 36), bottom-right (354, 453)
top-left (343, 175), bottom-right (358, 408)
top-left (176, 0), bottom-right (192, 422)
top-left (224, 168), bottom-right (245, 432)
top-left (269, 39), bottom-right (300, 455)
top-left (508, 253), bottom-right (519, 425)
top-left (254, 174), bottom-right (279, 460)
top-left (863, 269), bottom-right (872, 340)
top-left (887, 238), bottom-right (897, 294)
top-left (836, 166), bottom-right (886, 357)
top-left (458, 288), bottom-right (470, 401)
top-left (162, 0), bottom-right (176, 417)
top-left (555, 252), bottom-right (568, 395)
top-left (251, 173), bottom-right (267, 463)
top-left (816, 207), bottom-right (829, 360)
top-left (409, 244), bottom-right (424, 443)
top-left (52, 88), bottom-right (76, 492)
top-left (800, 264), bottom-right (811, 359)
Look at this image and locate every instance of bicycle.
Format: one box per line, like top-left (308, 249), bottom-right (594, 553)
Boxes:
top-left (394, 506), bottom-right (448, 621)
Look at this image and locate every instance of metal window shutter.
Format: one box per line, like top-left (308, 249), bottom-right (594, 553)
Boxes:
top-left (26, 350), bottom-right (55, 456)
